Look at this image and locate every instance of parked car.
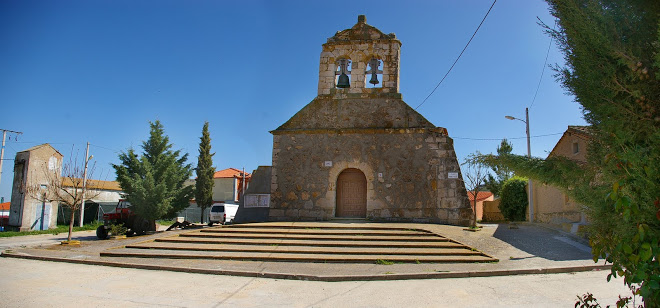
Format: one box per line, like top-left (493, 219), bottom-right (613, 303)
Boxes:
top-left (208, 203), bottom-right (239, 226)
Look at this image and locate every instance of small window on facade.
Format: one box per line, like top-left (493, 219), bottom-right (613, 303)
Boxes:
top-left (335, 59), bottom-right (351, 88)
top-left (366, 58), bottom-right (383, 88)
top-left (572, 141), bottom-right (579, 154)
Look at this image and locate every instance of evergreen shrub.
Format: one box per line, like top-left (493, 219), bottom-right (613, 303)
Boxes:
top-left (499, 176), bottom-right (528, 221)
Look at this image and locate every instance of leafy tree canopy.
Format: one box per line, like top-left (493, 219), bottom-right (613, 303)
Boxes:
top-left (484, 139), bottom-right (514, 196)
top-left (482, 0), bottom-right (660, 304)
top-left (113, 120), bottom-right (193, 222)
top-left (498, 176), bottom-right (528, 221)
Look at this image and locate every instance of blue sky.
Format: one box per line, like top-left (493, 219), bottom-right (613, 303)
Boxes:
top-left (0, 0), bottom-right (586, 200)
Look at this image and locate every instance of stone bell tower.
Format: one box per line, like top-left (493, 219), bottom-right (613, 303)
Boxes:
top-left (269, 15), bottom-right (472, 226)
top-left (317, 15), bottom-right (400, 95)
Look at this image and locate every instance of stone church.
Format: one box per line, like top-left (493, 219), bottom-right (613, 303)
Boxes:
top-left (269, 15), bottom-right (472, 226)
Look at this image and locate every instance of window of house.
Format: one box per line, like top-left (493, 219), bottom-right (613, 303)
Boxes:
top-left (572, 141), bottom-right (579, 154)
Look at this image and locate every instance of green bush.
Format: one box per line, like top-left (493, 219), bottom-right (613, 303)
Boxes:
top-left (499, 176), bottom-right (528, 221)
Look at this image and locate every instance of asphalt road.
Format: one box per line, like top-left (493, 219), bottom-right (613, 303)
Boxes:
top-left (0, 257), bottom-right (632, 308)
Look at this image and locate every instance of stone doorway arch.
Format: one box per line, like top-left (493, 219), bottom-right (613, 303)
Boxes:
top-left (335, 168), bottom-right (367, 218)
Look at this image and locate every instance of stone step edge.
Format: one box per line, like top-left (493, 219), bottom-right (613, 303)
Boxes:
top-left (179, 233), bottom-right (448, 242)
top-left (1, 251), bottom-right (612, 282)
top-left (200, 229), bottom-right (434, 236)
top-left (99, 251), bottom-right (496, 264)
top-left (223, 225), bottom-right (435, 233)
top-left (124, 244), bottom-right (484, 256)
top-left (155, 238), bottom-right (466, 248)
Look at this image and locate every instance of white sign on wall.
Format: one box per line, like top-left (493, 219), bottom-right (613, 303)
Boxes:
top-left (324, 161), bottom-right (333, 167)
top-left (448, 172), bottom-right (459, 179)
top-left (244, 194), bottom-right (270, 208)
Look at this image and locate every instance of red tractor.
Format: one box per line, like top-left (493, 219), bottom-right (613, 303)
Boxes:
top-left (96, 199), bottom-right (153, 239)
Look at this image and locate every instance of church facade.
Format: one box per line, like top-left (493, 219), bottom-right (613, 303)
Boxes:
top-left (269, 16), bottom-right (472, 226)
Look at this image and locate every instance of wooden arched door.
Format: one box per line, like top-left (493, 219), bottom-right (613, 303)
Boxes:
top-left (336, 168), bottom-right (367, 218)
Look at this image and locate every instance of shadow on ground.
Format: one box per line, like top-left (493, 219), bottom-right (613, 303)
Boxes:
top-left (492, 223), bottom-right (593, 261)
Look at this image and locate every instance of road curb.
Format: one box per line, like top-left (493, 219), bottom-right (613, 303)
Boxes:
top-left (1, 251), bottom-right (611, 282)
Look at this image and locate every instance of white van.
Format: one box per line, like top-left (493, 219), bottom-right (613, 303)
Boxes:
top-left (208, 203), bottom-right (239, 226)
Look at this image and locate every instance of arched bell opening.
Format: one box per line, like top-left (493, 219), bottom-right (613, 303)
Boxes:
top-left (335, 58), bottom-right (351, 88)
top-left (335, 168), bottom-right (367, 218)
top-left (365, 57), bottom-right (383, 88)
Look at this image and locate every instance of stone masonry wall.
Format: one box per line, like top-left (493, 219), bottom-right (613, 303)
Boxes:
top-left (270, 129), bottom-right (472, 226)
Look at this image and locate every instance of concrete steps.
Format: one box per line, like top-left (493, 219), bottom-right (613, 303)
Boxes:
top-left (100, 248), bottom-right (494, 263)
top-left (100, 224), bottom-right (497, 264)
top-left (124, 242), bottom-right (480, 255)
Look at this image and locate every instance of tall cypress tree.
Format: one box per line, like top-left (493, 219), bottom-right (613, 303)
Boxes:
top-left (195, 121), bottom-right (215, 223)
top-left (113, 120), bottom-right (194, 228)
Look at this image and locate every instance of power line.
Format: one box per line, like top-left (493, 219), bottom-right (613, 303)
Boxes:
top-left (451, 132), bottom-right (562, 141)
top-left (529, 19), bottom-right (556, 109)
top-left (415, 0), bottom-right (497, 110)
top-left (89, 143), bottom-right (120, 153)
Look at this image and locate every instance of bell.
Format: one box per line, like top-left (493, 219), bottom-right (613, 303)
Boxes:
top-left (369, 73), bottom-right (379, 85)
top-left (337, 73), bottom-right (350, 88)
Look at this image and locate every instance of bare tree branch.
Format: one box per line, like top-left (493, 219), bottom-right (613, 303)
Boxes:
top-left (24, 154), bottom-right (103, 241)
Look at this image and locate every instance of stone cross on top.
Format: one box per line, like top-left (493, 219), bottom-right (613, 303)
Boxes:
top-left (317, 15), bottom-right (401, 95)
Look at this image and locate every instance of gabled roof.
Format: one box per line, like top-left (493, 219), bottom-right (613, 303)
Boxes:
top-left (467, 191), bottom-right (494, 202)
top-left (326, 15), bottom-right (399, 44)
top-left (213, 168), bottom-right (251, 179)
top-left (567, 125), bottom-right (591, 137)
top-left (20, 143), bottom-right (63, 157)
top-left (548, 125), bottom-right (592, 158)
top-left (62, 178), bottom-right (122, 191)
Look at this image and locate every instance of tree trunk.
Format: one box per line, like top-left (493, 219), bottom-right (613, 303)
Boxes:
top-left (472, 189), bottom-right (478, 228)
top-left (200, 205), bottom-right (205, 224)
top-left (68, 206), bottom-right (76, 242)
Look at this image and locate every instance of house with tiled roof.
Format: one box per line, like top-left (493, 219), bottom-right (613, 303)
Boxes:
top-left (531, 125), bottom-right (591, 231)
top-left (467, 191), bottom-right (494, 221)
top-left (179, 168), bottom-right (251, 223)
top-left (212, 168), bottom-right (251, 203)
top-left (60, 178), bottom-right (124, 225)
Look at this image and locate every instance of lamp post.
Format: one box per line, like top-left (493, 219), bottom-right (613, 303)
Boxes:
top-left (79, 142), bottom-right (93, 227)
top-left (505, 107), bottom-right (533, 223)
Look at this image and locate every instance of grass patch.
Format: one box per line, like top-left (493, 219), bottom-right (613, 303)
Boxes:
top-left (375, 259), bottom-right (394, 265)
top-left (156, 219), bottom-right (175, 226)
top-left (0, 221), bottom-right (103, 238)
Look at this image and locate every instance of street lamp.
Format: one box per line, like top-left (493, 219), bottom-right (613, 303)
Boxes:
top-left (505, 107), bottom-right (534, 223)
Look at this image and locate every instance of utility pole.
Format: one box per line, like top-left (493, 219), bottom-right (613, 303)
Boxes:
top-left (79, 142), bottom-right (92, 227)
top-left (0, 129), bottom-right (23, 187)
top-left (524, 108), bottom-right (533, 223)
top-left (241, 167), bottom-right (246, 200)
top-left (505, 108), bottom-right (534, 222)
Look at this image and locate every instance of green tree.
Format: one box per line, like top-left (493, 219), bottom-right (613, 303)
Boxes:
top-left (113, 121), bottom-right (194, 229)
top-left (195, 121), bottom-right (215, 224)
top-left (482, 0), bottom-right (660, 304)
top-left (484, 139), bottom-right (514, 196)
top-left (498, 176), bottom-right (528, 221)
top-left (462, 153), bottom-right (489, 228)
